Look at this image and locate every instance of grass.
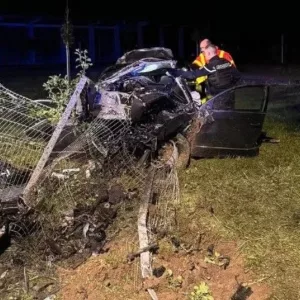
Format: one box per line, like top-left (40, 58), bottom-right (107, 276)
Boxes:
top-left (178, 114), bottom-right (300, 299)
top-left (0, 138), bottom-right (45, 169)
top-left (0, 69), bottom-right (52, 99)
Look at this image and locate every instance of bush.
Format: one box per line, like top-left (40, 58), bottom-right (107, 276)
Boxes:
top-left (31, 48), bottom-right (93, 124)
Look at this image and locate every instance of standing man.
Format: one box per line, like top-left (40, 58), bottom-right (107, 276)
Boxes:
top-left (171, 45), bottom-right (240, 97)
top-left (191, 38), bottom-right (236, 103)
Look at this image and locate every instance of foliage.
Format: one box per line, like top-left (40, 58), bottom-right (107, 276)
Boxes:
top-left (189, 282), bottom-right (214, 300)
top-left (75, 49), bottom-right (93, 76)
top-left (34, 74), bottom-right (75, 124)
top-left (31, 48), bottom-right (93, 124)
top-left (165, 269), bottom-right (183, 289)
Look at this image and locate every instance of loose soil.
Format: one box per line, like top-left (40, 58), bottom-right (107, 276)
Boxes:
top-left (58, 227), bottom-right (271, 300)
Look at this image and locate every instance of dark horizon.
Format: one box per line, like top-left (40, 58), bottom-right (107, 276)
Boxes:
top-left (0, 1), bottom-right (299, 66)
top-left (0, 0), bottom-right (295, 30)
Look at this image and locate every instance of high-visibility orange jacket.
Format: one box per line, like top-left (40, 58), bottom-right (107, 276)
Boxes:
top-left (193, 48), bottom-right (236, 68)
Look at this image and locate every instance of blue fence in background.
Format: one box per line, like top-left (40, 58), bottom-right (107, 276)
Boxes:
top-left (0, 18), bottom-right (196, 66)
top-left (0, 16), bottom-right (296, 67)
top-left (0, 23), bottom-right (120, 65)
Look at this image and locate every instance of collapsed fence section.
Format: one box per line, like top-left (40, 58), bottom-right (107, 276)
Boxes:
top-left (0, 83), bottom-right (53, 199)
top-left (0, 70), bottom-right (184, 279)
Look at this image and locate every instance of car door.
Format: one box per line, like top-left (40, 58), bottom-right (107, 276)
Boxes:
top-left (191, 84), bottom-right (270, 158)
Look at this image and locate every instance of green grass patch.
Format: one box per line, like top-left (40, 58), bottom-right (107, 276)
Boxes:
top-left (178, 115), bottom-right (300, 299)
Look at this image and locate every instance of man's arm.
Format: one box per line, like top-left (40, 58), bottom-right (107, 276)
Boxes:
top-left (192, 53), bottom-right (205, 68)
top-left (192, 59), bottom-right (202, 68)
top-left (170, 66), bottom-right (214, 80)
top-left (190, 63), bottom-right (201, 70)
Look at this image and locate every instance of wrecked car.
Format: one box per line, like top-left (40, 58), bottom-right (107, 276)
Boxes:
top-left (1, 47), bottom-right (292, 193)
top-left (89, 47), bottom-right (196, 160)
top-left (1, 47), bottom-right (290, 185)
top-left (22, 47), bottom-right (286, 162)
top-left (82, 48), bottom-right (282, 160)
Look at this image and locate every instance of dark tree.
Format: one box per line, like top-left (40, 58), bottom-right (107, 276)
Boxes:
top-left (61, 0), bottom-right (74, 83)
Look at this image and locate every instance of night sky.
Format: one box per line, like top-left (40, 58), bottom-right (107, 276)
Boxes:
top-left (0, 0), bottom-right (293, 31)
top-left (0, 0), bottom-right (298, 65)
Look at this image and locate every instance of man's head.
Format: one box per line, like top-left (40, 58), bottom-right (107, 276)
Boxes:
top-left (200, 38), bottom-right (212, 52)
top-left (203, 45), bottom-right (217, 61)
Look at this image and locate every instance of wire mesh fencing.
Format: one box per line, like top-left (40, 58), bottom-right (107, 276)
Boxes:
top-left (0, 83), bottom-right (53, 199)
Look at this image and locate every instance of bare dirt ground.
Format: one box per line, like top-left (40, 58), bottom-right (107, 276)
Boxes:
top-left (57, 224), bottom-right (271, 300)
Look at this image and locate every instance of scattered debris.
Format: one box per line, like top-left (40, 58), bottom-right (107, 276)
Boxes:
top-left (231, 283), bottom-right (253, 300)
top-left (152, 266), bottom-right (166, 278)
top-left (204, 244), bottom-right (231, 269)
top-left (171, 236), bottom-right (181, 249)
top-left (127, 243), bottom-right (159, 262)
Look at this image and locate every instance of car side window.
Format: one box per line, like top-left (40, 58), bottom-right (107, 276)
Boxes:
top-left (234, 86), bottom-right (266, 111)
top-left (211, 86), bottom-right (266, 111)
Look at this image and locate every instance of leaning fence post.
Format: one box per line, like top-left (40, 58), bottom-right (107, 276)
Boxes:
top-left (22, 76), bottom-right (88, 203)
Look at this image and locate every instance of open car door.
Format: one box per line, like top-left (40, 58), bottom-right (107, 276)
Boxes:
top-left (191, 84), bottom-right (270, 158)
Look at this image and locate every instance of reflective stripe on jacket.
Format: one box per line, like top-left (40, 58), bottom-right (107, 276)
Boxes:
top-left (193, 49), bottom-right (236, 68)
